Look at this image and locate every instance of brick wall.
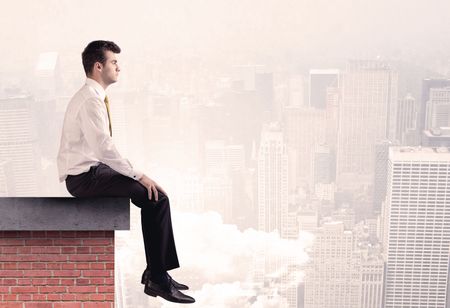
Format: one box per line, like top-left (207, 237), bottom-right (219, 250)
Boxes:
top-left (0, 230), bottom-right (115, 308)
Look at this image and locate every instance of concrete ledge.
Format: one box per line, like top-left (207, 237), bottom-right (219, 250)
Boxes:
top-left (0, 197), bottom-right (130, 231)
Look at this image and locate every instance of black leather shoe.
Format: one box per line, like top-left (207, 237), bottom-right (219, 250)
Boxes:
top-left (144, 279), bottom-right (195, 304)
top-left (141, 269), bottom-right (189, 290)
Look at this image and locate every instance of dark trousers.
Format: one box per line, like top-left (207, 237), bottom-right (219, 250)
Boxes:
top-left (65, 163), bottom-right (180, 276)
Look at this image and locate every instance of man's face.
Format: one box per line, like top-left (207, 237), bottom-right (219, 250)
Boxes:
top-left (99, 50), bottom-right (120, 85)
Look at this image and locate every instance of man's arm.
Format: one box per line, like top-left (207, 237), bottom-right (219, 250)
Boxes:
top-left (78, 97), bottom-right (143, 181)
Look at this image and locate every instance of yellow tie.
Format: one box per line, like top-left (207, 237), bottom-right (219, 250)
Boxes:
top-left (104, 96), bottom-right (112, 137)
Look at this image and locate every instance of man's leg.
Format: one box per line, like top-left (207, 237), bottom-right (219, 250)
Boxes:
top-left (65, 163), bottom-right (180, 275)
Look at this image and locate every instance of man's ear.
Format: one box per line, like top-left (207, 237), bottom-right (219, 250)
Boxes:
top-left (94, 62), bottom-right (103, 72)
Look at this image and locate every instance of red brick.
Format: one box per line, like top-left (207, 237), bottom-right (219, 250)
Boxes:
top-left (61, 247), bottom-right (76, 254)
top-left (0, 303), bottom-right (22, 308)
top-left (45, 278), bottom-right (61, 285)
top-left (47, 263), bottom-right (62, 270)
top-left (32, 294), bottom-right (47, 301)
top-left (53, 239), bottom-right (82, 246)
top-left (62, 263), bottom-right (76, 270)
top-left (25, 239), bottom-right (53, 246)
top-left (90, 247), bottom-right (105, 254)
top-left (24, 303), bottom-right (53, 308)
top-left (69, 255), bottom-right (97, 262)
top-left (31, 246), bottom-right (61, 254)
top-left (90, 263), bottom-right (105, 270)
top-left (76, 246), bottom-right (91, 254)
top-left (0, 239), bottom-right (24, 246)
top-left (104, 278), bottom-right (114, 285)
top-left (74, 293), bottom-right (90, 301)
top-left (60, 231), bottom-right (77, 238)
top-left (2, 247), bottom-right (18, 254)
top-left (39, 255), bottom-right (68, 262)
top-left (82, 270), bottom-right (110, 277)
top-left (0, 270), bottom-right (23, 277)
top-left (88, 278), bottom-right (104, 285)
top-left (17, 293), bottom-right (33, 301)
top-left (89, 231), bottom-right (106, 237)
top-left (17, 247), bottom-right (32, 254)
top-left (60, 278), bottom-right (75, 286)
top-left (105, 263), bottom-right (113, 270)
top-left (11, 286), bottom-right (38, 293)
top-left (1, 278), bottom-right (17, 286)
top-left (45, 231), bottom-right (61, 237)
top-left (89, 294), bottom-right (105, 301)
top-left (105, 293), bottom-right (114, 301)
top-left (54, 303), bottom-right (82, 308)
top-left (3, 262), bottom-right (18, 269)
top-left (18, 278), bottom-right (32, 285)
top-left (3, 293), bottom-right (17, 300)
top-left (75, 263), bottom-right (90, 270)
top-left (39, 286), bottom-right (66, 293)
top-left (97, 255), bottom-right (114, 262)
top-left (23, 270), bottom-right (52, 277)
top-left (61, 293), bottom-right (77, 301)
top-left (75, 278), bottom-right (90, 285)
top-left (68, 286), bottom-right (97, 293)
top-left (30, 231), bottom-right (46, 237)
top-left (98, 286), bottom-right (114, 293)
top-left (46, 293), bottom-right (62, 301)
top-left (31, 263), bottom-right (47, 270)
top-left (18, 262), bottom-right (32, 270)
top-left (82, 239), bottom-right (112, 246)
top-left (0, 286), bottom-right (10, 293)
top-left (53, 270), bottom-right (81, 277)
top-left (83, 303), bottom-right (113, 308)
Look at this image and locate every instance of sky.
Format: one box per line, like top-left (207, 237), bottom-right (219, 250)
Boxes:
top-left (1, 0), bottom-right (450, 72)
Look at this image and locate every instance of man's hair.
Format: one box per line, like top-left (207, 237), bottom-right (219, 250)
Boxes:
top-left (81, 40), bottom-right (121, 76)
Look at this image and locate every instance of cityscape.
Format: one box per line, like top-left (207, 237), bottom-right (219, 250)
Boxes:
top-left (1, 1), bottom-right (450, 307)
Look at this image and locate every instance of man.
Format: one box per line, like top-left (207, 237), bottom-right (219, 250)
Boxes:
top-left (57, 40), bottom-right (195, 304)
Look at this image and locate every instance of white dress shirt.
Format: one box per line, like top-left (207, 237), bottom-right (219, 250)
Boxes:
top-left (57, 78), bottom-right (143, 183)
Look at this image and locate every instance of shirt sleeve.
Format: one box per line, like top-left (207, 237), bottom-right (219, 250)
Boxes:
top-left (78, 97), bottom-right (144, 181)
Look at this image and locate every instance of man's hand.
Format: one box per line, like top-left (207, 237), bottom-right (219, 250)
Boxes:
top-left (138, 174), bottom-right (167, 202)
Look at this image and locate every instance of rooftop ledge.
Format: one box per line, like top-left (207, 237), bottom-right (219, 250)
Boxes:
top-left (0, 197), bottom-right (130, 231)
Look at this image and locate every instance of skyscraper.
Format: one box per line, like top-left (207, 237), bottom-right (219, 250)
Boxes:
top-left (383, 146), bottom-right (450, 308)
top-left (419, 78), bottom-right (450, 134)
top-left (336, 60), bottom-right (398, 190)
top-left (257, 123), bottom-right (289, 237)
top-left (425, 87), bottom-right (450, 130)
top-left (396, 94), bottom-right (417, 145)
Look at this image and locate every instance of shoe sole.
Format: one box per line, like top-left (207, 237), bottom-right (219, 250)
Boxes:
top-left (144, 287), bottom-right (195, 304)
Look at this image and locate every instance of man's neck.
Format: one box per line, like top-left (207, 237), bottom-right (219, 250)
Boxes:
top-left (88, 75), bottom-right (108, 90)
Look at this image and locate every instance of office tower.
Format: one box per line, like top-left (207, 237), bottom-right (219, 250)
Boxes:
top-left (396, 94), bottom-right (417, 144)
top-left (425, 87), bottom-right (450, 129)
top-left (304, 221), bottom-right (361, 308)
top-left (422, 127), bottom-right (450, 146)
top-left (0, 96), bottom-right (39, 196)
top-left (0, 160), bottom-right (14, 196)
top-left (257, 123), bottom-right (288, 237)
top-left (336, 60), bottom-right (398, 190)
top-left (205, 140), bottom-right (245, 175)
top-left (284, 106), bottom-right (327, 191)
top-left (360, 256), bottom-right (384, 308)
top-left (383, 146), bottom-right (450, 308)
top-left (373, 140), bottom-right (391, 211)
top-left (309, 69), bottom-right (339, 109)
top-left (419, 78), bottom-right (450, 133)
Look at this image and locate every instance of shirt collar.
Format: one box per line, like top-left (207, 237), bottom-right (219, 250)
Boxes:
top-left (85, 78), bottom-right (106, 101)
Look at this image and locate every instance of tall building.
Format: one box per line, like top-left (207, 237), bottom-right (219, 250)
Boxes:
top-left (336, 60), bottom-right (398, 190)
top-left (419, 78), bottom-right (450, 134)
top-left (425, 87), bottom-right (450, 130)
top-left (360, 255), bottom-right (384, 308)
top-left (422, 127), bottom-right (450, 147)
top-left (373, 140), bottom-right (391, 211)
top-left (0, 95), bottom-right (39, 196)
top-left (309, 69), bottom-right (339, 109)
top-left (283, 106), bottom-right (327, 191)
top-left (304, 221), bottom-right (361, 308)
top-left (383, 146), bottom-right (450, 308)
top-left (396, 94), bottom-right (417, 144)
top-left (257, 123), bottom-right (289, 237)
